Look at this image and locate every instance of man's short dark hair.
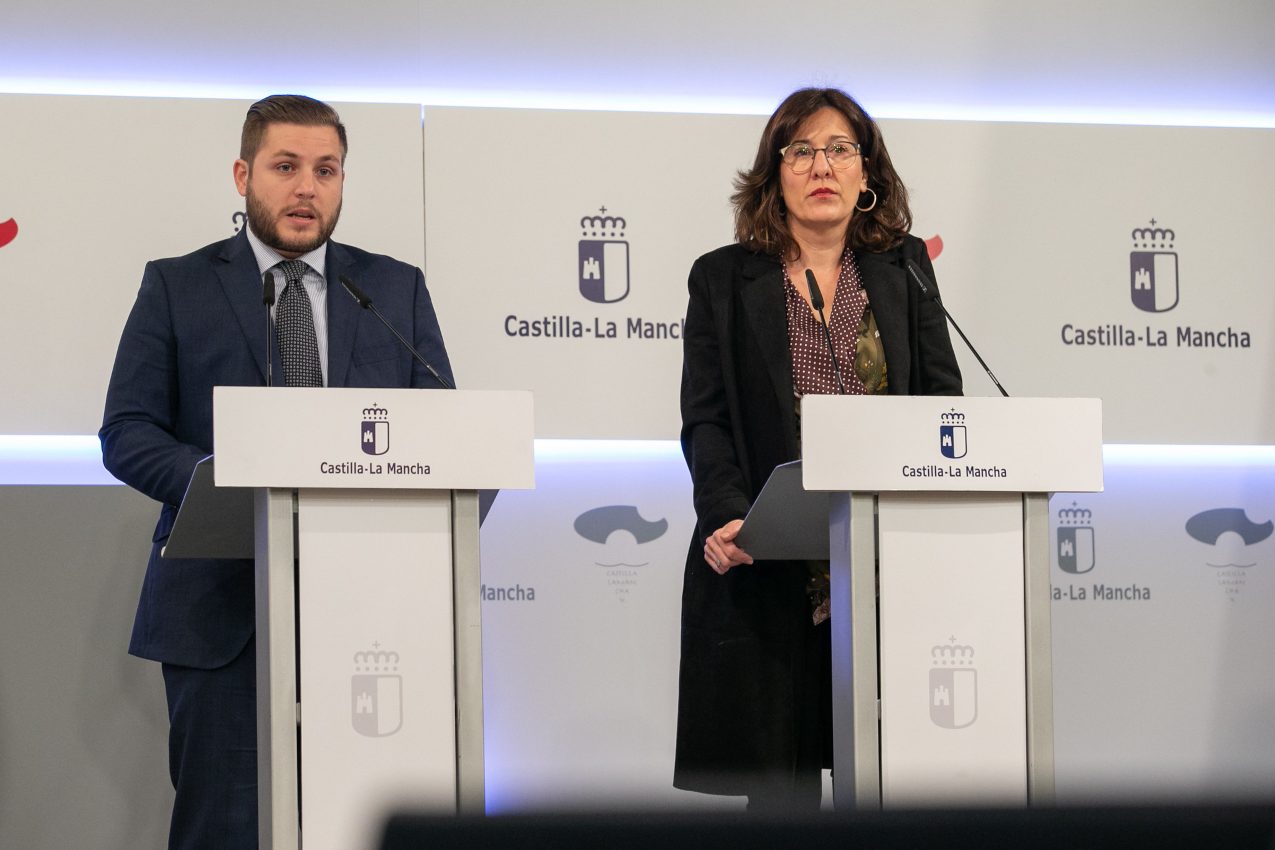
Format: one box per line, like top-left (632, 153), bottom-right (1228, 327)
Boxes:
top-left (240, 94), bottom-right (348, 165)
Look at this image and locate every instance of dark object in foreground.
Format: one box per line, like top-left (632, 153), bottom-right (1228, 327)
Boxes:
top-left (381, 805), bottom-right (1275, 850)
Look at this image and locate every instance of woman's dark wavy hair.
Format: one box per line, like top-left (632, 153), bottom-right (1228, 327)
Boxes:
top-left (732, 88), bottom-right (911, 259)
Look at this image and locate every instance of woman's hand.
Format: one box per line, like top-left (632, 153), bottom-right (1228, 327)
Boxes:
top-left (704, 519), bottom-right (755, 575)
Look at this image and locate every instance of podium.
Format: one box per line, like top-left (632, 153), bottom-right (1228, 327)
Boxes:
top-left (746, 396), bottom-right (1102, 809)
top-left (171, 387), bottom-right (533, 850)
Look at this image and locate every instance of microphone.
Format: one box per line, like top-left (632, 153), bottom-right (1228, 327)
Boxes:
top-left (262, 271), bottom-right (276, 388)
top-left (903, 259), bottom-right (1008, 397)
top-left (804, 269), bottom-right (846, 394)
top-left (338, 275), bottom-right (454, 389)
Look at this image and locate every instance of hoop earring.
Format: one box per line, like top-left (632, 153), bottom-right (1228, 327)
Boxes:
top-left (855, 188), bottom-right (878, 213)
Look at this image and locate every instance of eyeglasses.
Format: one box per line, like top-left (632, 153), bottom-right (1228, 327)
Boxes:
top-left (778, 141), bottom-right (862, 174)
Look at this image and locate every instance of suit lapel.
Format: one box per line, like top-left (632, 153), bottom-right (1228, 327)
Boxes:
top-left (857, 247), bottom-right (910, 395)
top-left (325, 241), bottom-right (362, 388)
top-left (737, 252), bottom-right (797, 443)
top-left (215, 229), bottom-right (272, 384)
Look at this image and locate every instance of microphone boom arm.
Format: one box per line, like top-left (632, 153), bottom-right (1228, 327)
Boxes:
top-left (339, 275), bottom-right (454, 390)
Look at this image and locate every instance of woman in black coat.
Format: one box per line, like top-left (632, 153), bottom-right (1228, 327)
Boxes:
top-left (674, 88), bottom-right (963, 810)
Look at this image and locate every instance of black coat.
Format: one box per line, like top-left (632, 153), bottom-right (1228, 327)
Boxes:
top-left (674, 236), bottom-right (962, 795)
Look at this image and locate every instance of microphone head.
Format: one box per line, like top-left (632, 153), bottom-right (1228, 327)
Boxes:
top-left (262, 271), bottom-right (276, 307)
top-left (339, 275), bottom-right (373, 309)
top-left (803, 269), bottom-right (825, 311)
top-left (904, 259), bottom-right (937, 301)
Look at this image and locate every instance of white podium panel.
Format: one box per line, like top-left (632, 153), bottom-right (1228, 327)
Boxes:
top-left (802, 396), bottom-right (1102, 493)
top-left (202, 387), bottom-right (534, 849)
top-left (801, 396), bottom-right (1102, 810)
top-left (878, 493), bottom-right (1027, 806)
top-left (298, 489), bottom-right (458, 850)
top-left (214, 387), bottom-right (534, 490)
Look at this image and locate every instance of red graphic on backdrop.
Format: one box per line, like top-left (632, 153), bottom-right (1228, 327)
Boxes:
top-left (0, 218), bottom-right (17, 248)
top-left (924, 234), bottom-right (943, 261)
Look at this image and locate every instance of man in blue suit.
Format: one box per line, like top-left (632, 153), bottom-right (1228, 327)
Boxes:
top-left (100, 94), bottom-right (453, 850)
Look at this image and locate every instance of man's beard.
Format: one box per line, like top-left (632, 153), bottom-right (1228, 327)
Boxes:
top-left (244, 182), bottom-right (341, 256)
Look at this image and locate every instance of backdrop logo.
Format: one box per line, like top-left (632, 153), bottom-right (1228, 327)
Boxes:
top-left (578, 206), bottom-right (630, 304)
top-left (1186, 507), bottom-right (1273, 601)
top-left (0, 217), bottom-right (18, 248)
top-left (574, 505), bottom-right (668, 602)
top-left (1059, 218), bottom-right (1251, 348)
top-left (232, 210), bottom-right (246, 233)
top-left (1130, 219), bottom-right (1178, 313)
top-left (361, 404), bottom-right (389, 456)
top-left (1057, 502), bottom-right (1096, 574)
top-left (351, 644), bottom-right (402, 737)
top-left (1053, 500), bottom-right (1150, 602)
top-left (930, 639), bottom-right (977, 729)
top-left (574, 505), bottom-right (667, 544)
top-left (924, 234), bottom-right (943, 260)
top-left (939, 409), bottom-right (967, 459)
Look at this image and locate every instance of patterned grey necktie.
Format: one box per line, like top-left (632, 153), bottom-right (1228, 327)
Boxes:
top-left (275, 260), bottom-right (323, 387)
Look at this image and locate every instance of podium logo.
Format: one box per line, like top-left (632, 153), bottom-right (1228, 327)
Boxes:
top-left (1130, 219), bottom-right (1179, 313)
top-left (0, 217), bottom-right (18, 249)
top-left (361, 404), bottom-right (390, 456)
top-left (578, 206), bottom-right (630, 304)
top-left (1186, 507), bottom-right (1273, 602)
top-left (930, 639), bottom-right (977, 729)
top-left (939, 409), bottom-right (967, 459)
top-left (1057, 502), bottom-right (1096, 574)
top-left (351, 644), bottom-right (402, 737)
top-left (574, 505), bottom-right (668, 602)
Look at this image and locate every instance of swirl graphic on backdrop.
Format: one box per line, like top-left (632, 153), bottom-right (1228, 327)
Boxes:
top-left (0, 217), bottom-right (18, 248)
top-left (574, 505), bottom-right (668, 602)
top-left (1186, 507), bottom-right (1272, 601)
top-left (574, 505), bottom-right (667, 546)
top-left (1186, 507), bottom-right (1272, 569)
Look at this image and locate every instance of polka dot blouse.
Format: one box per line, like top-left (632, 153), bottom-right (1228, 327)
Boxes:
top-left (783, 251), bottom-right (888, 407)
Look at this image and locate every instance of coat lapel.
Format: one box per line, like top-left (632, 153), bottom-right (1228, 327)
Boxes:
top-left (215, 229), bottom-right (272, 384)
top-left (736, 252), bottom-right (798, 447)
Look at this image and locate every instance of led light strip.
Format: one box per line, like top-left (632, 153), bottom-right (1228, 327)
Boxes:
top-left (1, 78), bottom-right (1272, 128)
top-left (3, 436), bottom-right (1273, 485)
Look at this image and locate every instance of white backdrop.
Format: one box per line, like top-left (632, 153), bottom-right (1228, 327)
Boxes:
top-left (893, 121), bottom-right (1275, 443)
top-left (0, 95), bottom-right (426, 434)
top-left (2, 94), bottom-right (1275, 841)
top-left (424, 107), bottom-right (758, 438)
top-left (0, 1), bottom-right (1272, 842)
top-left (3, 97), bottom-right (1271, 442)
top-left (1051, 452), bottom-right (1275, 800)
top-left (478, 443), bottom-right (703, 810)
top-left (426, 109), bottom-right (1275, 442)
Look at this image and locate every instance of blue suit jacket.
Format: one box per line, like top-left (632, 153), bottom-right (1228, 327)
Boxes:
top-left (101, 228), bottom-right (454, 669)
